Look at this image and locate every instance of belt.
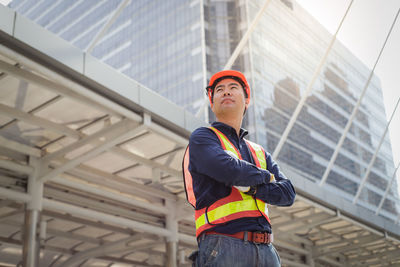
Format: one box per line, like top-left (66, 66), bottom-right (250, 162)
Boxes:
top-left (204, 231), bottom-right (273, 244)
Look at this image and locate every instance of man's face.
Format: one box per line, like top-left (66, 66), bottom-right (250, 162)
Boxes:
top-left (211, 78), bottom-right (249, 117)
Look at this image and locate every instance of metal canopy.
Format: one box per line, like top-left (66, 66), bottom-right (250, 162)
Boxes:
top-left (0, 7), bottom-right (399, 267)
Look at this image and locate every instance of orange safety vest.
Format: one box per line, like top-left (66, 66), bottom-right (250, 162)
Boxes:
top-left (183, 127), bottom-right (274, 237)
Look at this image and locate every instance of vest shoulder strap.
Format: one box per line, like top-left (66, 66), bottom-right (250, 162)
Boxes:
top-left (209, 126), bottom-right (242, 159)
top-left (244, 139), bottom-right (267, 170)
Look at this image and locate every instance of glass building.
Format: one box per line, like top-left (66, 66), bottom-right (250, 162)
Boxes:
top-left (8, 0), bottom-right (399, 223)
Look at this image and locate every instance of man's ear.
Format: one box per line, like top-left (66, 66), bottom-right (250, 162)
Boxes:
top-left (208, 90), bottom-right (214, 108)
top-left (245, 97), bottom-right (250, 109)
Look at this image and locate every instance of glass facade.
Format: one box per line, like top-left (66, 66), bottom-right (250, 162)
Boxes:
top-left (244, 0), bottom-right (399, 221)
top-left (9, 0), bottom-right (399, 222)
top-left (9, 0), bottom-right (206, 117)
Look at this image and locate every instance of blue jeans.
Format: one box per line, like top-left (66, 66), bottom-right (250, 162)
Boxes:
top-left (193, 234), bottom-right (281, 267)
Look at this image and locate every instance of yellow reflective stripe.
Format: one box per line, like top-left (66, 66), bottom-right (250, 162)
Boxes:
top-left (196, 213), bottom-right (206, 229)
top-left (210, 127), bottom-right (240, 159)
top-left (246, 140), bottom-right (266, 169)
top-left (196, 194), bottom-right (259, 229)
top-left (196, 127), bottom-right (271, 232)
top-left (256, 198), bottom-right (267, 216)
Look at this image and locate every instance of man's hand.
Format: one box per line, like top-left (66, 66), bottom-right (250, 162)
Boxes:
top-left (234, 186), bottom-right (250, 192)
top-left (244, 186), bottom-right (257, 196)
top-left (234, 185), bottom-right (257, 195)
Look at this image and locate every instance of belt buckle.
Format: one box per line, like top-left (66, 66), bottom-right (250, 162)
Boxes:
top-left (252, 231), bottom-right (266, 244)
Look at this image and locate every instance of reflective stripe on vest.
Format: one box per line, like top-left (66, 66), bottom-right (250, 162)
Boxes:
top-left (182, 146), bottom-right (196, 207)
top-left (182, 127), bottom-right (271, 237)
top-left (210, 127), bottom-right (242, 159)
top-left (245, 139), bottom-right (275, 183)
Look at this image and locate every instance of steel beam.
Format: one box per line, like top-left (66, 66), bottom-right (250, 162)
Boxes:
top-left (42, 118), bottom-right (131, 164)
top-left (346, 244), bottom-right (400, 264)
top-left (276, 211), bottom-right (331, 229)
top-left (0, 187), bottom-right (31, 203)
top-left (273, 239), bottom-right (309, 255)
top-left (45, 227), bottom-right (114, 246)
top-left (0, 53), bottom-right (141, 123)
top-left (146, 119), bottom-right (188, 147)
top-left (0, 102), bottom-right (81, 139)
top-left (0, 158), bottom-right (33, 175)
top-left (0, 135), bottom-right (41, 157)
top-left (314, 231), bottom-right (364, 251)
top-left (40, 122), bottom-right (145, 183)
top-left (0, 200), bottom-right (14, 208)
top-left (68, 163), bottom-right (177, 201)
top-left (314, 234), bottom-right (382, 258)
top-left (0, 209), bottom-right (23, 221)
top-left (0, 94), bottom-right (63, 134)
top-left (44, 186), bottom-right (163, 226)
top-left (110, 146), bottom-right (182, 178)
top-left (42, 198), bottom-right (196, 245)
top-left (0, 59), bottom-right (110, 117)
top-left (317, 257), bottom-right (344, 267)
top-left (51, 176), bottom-right (167, 215)
top-left (280, 259), bottom-right (309, 267)
top-left (59, 234), bottom-right (143, 267)
top-left (285, 215), bottom-right (339, 234)
top-left (42, 116), bottom-right (182, 181)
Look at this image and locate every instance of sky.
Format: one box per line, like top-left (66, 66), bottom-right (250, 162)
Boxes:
top-left (1, 0), bottom-right (399, 187)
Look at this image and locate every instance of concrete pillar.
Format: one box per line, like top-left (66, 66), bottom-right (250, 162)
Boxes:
top-left (22, 210), bottom-right (40, 267)
top-left (306, 252), bottom-right (315, 267)
top-left (166, 241), bottom-right (177, 267)
top-left (165, 200), bottom-right (178, 267)
top-left (179, 250), bottom-right (186, 266)
top-left (305, 244), bottom-right (315, 267)
top-left (22, 157), bottom-right (44, 267)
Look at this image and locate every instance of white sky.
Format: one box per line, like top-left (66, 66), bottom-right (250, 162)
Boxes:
top-left (1, 0), bottom-right (399, 186)
top-left (0, 0), bottom-right (10, 6)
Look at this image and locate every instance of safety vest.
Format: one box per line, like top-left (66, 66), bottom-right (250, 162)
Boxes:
top-left (183, 127), bottom-right (273, 237)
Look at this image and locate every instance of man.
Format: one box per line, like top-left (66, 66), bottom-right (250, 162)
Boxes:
top-left (183, 70), bottom-right (295, 266)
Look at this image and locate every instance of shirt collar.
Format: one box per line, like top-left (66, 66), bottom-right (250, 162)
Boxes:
top-left (211, 121), bottom-right (248, 139)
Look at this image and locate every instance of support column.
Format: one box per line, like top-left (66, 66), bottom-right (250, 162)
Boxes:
top-left (165, 200), bottom-right (178, 267)
top-left (22, 157), bottom-right (44, 267)
top-left (23, 210), bottom-right (40, 267)
top-left (305, 244), bottom-right (315, 267)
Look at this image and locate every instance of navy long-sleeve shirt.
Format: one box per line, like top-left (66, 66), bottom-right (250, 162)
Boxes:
top-left (188, 121), bottom-right (295, 234)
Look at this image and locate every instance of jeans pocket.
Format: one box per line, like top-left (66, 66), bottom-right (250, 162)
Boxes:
top-left (200, 236), bottom-right (222, 266)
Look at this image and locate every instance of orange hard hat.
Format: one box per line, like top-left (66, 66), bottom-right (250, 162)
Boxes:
top-left (206, 70), bottom-right (251, 105)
